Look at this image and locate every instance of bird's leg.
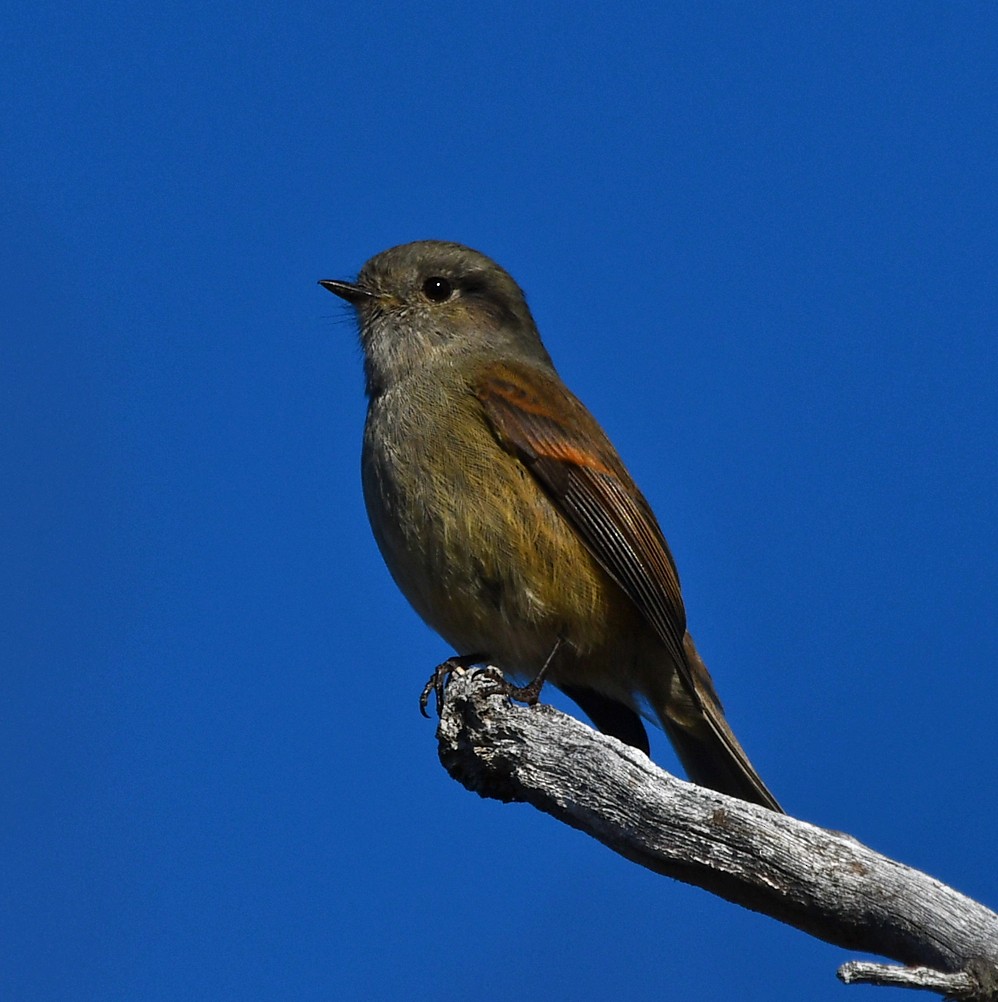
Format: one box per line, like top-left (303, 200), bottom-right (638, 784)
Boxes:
top-left (489, 637), bottom-right (564, 706)
top-left (419, 653), bottom-right (487, 718)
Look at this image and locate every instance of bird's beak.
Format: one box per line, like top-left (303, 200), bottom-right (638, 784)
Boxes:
top-left (318, 279), bottom-right (377, 304)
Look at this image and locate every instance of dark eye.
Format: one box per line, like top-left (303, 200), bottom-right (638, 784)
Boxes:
top-left (422, 276), bottom-right (453, 302)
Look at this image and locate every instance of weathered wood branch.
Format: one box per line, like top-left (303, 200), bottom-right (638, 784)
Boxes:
top-left (433, 668), bottom-right (998, 1001)
top-left (838, 960), bottom-right (996, 998)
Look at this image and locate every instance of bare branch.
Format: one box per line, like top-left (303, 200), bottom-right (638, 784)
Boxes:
top-left (434, 668), bottom-right (998, 1000)
top-left (838, 961), bottom-right (988, 998)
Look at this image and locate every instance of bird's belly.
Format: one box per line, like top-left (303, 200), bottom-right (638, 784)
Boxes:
top-left (360, 409), bottom-right (624, 680)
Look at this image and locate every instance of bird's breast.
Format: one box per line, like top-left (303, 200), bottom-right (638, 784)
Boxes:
top-left (360, 384), bottom-right (627, 675)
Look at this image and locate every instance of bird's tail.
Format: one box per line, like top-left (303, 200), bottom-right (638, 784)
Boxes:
top-left (658, 635), bottom-right (783, 813)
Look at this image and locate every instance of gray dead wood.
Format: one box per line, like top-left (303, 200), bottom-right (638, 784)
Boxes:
top-left (433, 668), bottom-right (998, 1001)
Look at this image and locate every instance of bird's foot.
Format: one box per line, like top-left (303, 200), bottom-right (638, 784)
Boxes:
top-left (478, 638), bottom-right (562, 706)
top-left (482, 672), bottom-right (545, 706)
top-left (419, 653), bottom-right (487, 718)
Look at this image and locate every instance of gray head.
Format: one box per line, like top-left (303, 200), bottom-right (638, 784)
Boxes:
top-left (320, 241), bottom-right (554, 397)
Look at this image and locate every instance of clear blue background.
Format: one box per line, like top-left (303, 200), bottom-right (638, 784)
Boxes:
top-left (3, 4), bottom-right (996, 1000)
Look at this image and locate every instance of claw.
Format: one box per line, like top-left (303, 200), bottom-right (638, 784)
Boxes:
top-left (419, 653), bottom-right (487, 718)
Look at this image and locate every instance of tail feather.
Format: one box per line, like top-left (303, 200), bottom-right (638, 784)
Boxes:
top-left (659, 634), bottom-right (783, 813)
top-left (661, 716), bottom-right (782, 812)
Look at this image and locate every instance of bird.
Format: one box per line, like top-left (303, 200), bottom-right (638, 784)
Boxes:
top-left (320, 240), bottom-right (782, 811)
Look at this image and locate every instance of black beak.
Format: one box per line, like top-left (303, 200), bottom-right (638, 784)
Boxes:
top-left (318, 279), bottom-right (377, 304)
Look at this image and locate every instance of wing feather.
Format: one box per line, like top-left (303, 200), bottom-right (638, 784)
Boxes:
top-left (475, 359), bottom-right (701, 707)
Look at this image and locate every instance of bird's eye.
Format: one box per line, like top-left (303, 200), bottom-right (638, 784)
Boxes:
top-left (422, 276), bottom-right (453, 302)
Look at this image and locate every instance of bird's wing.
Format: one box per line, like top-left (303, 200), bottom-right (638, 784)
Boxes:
top-left (473, 358), bottom-right (698, 706)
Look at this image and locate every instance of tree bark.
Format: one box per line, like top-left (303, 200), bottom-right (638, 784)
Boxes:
top-left (433, 668), bottom-right (998, 1001)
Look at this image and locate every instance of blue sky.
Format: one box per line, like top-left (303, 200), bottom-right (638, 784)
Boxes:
top-left (3, 4), bottom-right (996, 1000)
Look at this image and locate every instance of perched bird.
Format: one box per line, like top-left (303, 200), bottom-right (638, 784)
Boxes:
top-left (321, 241), bottom-right (782, 811)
